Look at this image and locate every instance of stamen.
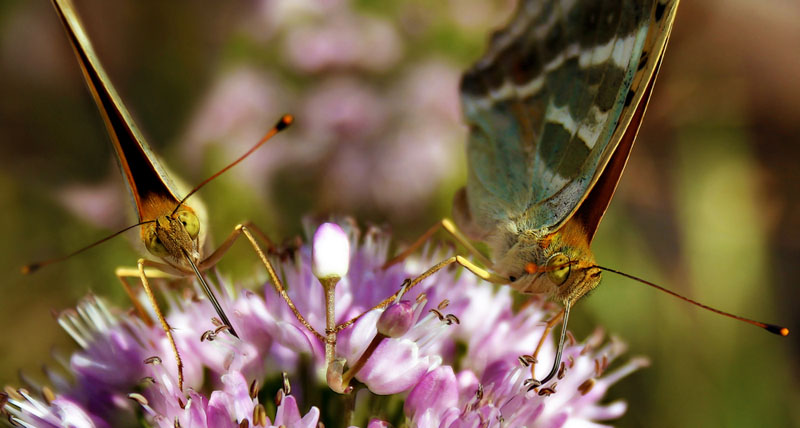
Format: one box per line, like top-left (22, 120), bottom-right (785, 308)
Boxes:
top-left (252, 404), bottom-right (267, 426)
top-left (249, 379), bottom-right (260, 400)
top-left (41, 387), bottom-right (55, 406)
top-left (537, 382), bottom-right (557, 396)
top-left (128, 393), bottom-right (149, 406)
top-left (578, 378), bottom-right (595, 396)
top-left (557, 362), bottom-right (567, 380)
top-left (444, 314), bottom-right (460, 325)
top-left (282, 372), bottom-right (291, 396)
top-left (200, 330), bottom-right (215, 342)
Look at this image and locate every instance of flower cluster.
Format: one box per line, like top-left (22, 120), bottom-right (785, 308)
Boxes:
top-left (2, 221), bottom-right (646, 427)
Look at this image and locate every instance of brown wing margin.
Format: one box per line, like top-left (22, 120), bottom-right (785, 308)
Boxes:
top-left (51, 0), bottom-right (180, 222)
top-left (570, 52), bottom-right (665, 243)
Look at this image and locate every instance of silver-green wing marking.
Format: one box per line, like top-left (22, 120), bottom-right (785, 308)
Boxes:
top-left (460, 0), bottom-right (678, 234)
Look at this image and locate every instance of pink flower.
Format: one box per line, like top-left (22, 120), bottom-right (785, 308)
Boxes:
top-left (3, 220), bottom-right (646, 427)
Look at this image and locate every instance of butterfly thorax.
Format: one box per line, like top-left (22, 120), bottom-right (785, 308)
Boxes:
top-left (141, 206), bottom-right (202, 270)
top-left (491, 218), bottom-right (601, 306)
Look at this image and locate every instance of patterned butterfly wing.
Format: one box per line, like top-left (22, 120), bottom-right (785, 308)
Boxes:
top-left (459, 0), bottom-right (679, 237)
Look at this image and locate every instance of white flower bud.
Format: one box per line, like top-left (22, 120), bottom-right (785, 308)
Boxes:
top-left (312, 222), bottom-right (350, 279)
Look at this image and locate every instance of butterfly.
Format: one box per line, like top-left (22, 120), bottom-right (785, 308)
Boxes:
top-left (340, 0), bottom-right (680, 390)
top-left (443, 0), bottom-right (786, 387)
top-left (452, 0), bottom-right (681, 386)
top-left (25, 0), bottom-right (312, 390)
top-left (375, 0), bottom-right (782, 390)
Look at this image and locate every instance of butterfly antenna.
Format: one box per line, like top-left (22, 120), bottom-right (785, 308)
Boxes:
top-left (596, 265), bottom-right (789, 336)
top-left (172, 114), bottom-right (294, 215)
top-left (22, 220), bottom-right (156, 274)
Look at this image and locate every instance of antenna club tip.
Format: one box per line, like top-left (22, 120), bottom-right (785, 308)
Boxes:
top-left (276, 114), bottom-right (294, 131)
top-left (765, 324), bottom-right (789, 336)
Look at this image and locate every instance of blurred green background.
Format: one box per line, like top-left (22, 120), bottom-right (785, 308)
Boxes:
top-left (0, 0), bottom-right (798, 426)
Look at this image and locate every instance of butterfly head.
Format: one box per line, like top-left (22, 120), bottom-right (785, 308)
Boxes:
top-left (142, 206), bottom-right (202, 266)
top-left (495, 220), bottom-right (601, 305)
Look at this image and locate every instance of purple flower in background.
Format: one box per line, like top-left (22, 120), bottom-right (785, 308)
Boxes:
top-left (172, 0), bottom-right (514, 224)
top-left (2, 220), bottom-right (646, 427)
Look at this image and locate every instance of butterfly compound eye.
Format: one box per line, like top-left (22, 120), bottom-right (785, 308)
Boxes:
top-left (177, 210), bottom-right (200, 240)
top-left (546, 253), bottom-right (571, 286)
top-left (145, 230), bottom-right (169, 258)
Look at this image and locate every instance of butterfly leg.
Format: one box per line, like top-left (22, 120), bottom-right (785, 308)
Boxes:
top-left (528, 307), bottom-right (565, 381)
top-left (199, 223), bottom-right (325, 342)
top-left (382, 219), bottom-right (493, 270)
top-left (115, 265), bottom-right (175, 326)
top-left (135, 259), bottom-right (184, 391)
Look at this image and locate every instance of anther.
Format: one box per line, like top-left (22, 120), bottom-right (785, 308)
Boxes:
top-left (201, 330), bottom-right (215, 342)
top-left (128, 393), bottom-right (149, 406)
top-left (39, 386), bottom-right (55, 406)
top-left (444, 314), bottom-right (460, 325)
top-left (249, 379), bottom-right (260, 399)
top-left (524, 378), bottom-right (541, 391)
top-left (282, 372), bottom-right (291, 395)
top-left (519, 355), bottom-right (537, 366)
top-left (557, 362), bottom-right (567, 380)
top-left (253, 404), bottom-right (267, 426)
top-left (537, 382), bottom-right (557, 396)
top-left (578, 378), bottom-right (595, 395)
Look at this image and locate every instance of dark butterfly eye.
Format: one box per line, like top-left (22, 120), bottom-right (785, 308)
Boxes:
top-left (509, 276), bottom-right (517, 282)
